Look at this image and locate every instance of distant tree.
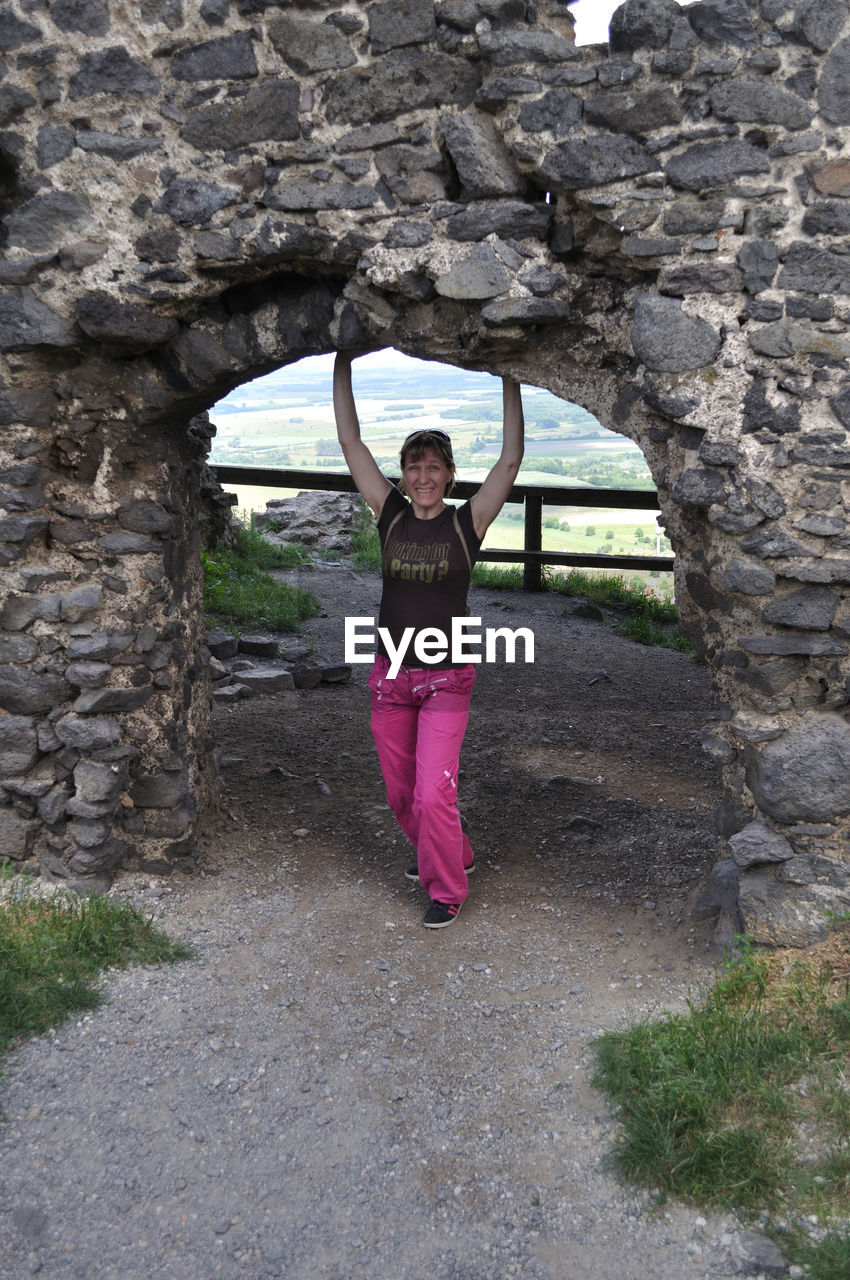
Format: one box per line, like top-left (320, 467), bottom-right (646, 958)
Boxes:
top-left (585, 526), bottom-right (595, 537)
top-left (605, 530), bottom-right (614, 540)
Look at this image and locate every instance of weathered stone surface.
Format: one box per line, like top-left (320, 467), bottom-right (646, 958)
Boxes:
top-left (762, 587), bottom-right (838, 631)
top-left (478, 30), bottom-right (578, 65)
top-left (671, 468), bottom-right (728, 506)
top-left (54, 713), bottom-right (122, 752)
top-left (748, 319), bottom-right (850, 360)
top-left (440, 113), bottom-right (523, 198)
top-left (72, 687), bottom-right (153, 714)
top-left (68, 46), bottom-right (160, 99)
top-left (171, 32), bottom-right (257, 81)
top-left (738, 857), bottom-right (850, 947)
top-left (584, 87), bottom-right (683, 134)
top-left (268, 15), bottom-right (357, 72)
top-left (778, 243), bottom-right (850, 295)
top-left (737, 241), bottom-right (778, 294)
top-left (236, 668), bottom-right (296, 694)
top-left (0, 810), bottom-right (40, 857)
top-left (66, 662), bottom-right (112, 689)
top-left (540, 134), bottom-right (658, 189)
top-left (5, 192), bottom-right (92, 254)
top-left (445, 200), bottom-right (551, 241)
top-left (0, 6), bottom-right (43, 47)
top-left (480, 297), bottom-right (570, 326)
top-left (0, 635), bottom-right (39, 664)
top-left (805, 164), bottom-right (850, 201)
top-left (70, 759), bottom-right (127, 813)
top-left (75, 131), bottom-right (164, 160)
top-left (0, 716), bottom-right (38, 775)
top-left (292, 661), bottom-right (323, 690)
top-left (66, 632), bottom-right (134, 662)
top-left (608, 0), bottom-right (682, 51)
top-left (206, 631), bottom-right (239, 660)
top-left (75, 293), bottom-right (179, 353)
top-left (728, 819), bottom-right (794, 869)
top-left (237, 636), bottom-right (279, 657)
top-left (434, 246), bottom-right (511, 299)
top-left (263, 181), bottom-right (379, 212)
top-left (155, 178), bottom-right (239, 226)
top-left (324, 50), bottom-right (480, 124)
top-left (0, 288), bottom-right (77, 352)
top-left (375, 145), bottom-right (449, 204)
top-left (692, 857), bottom-right (740, 922)
top-left (710, 80), bottom-right (812, 130)
top-left (666, 140), bottom-right (771, 191)
top-left (183, 78), bottom-right (301, 149)
top-left (686, 0), bottom-right (757, 45)
top-left (791, 0), bottom-right (846, 53)
top-left (739, 634), bottom-right (847, 656)
top-left (818, 35), bottom-right (850, 124)
top-left (747, 714), bottom-right (850, 823)
top-left (368, 0), bottom-right (436, 52)
top-left (519, 89), bottom-right (583, 135)
top-left (59, 585), bottom-right (102, 623)
top-left (96, 532), bottom-right (161, 555)
top-left (51, 0), bottom-right (109, 35)
top-left (130, 767), bottom-right (189, 808)
top-left (631, 294), bottom-right (721, 372)
top-left (0, 515), bottom-right (49, 545)
top-left (661, 264), bottom-right (741, 295)
top-left (724, 558), bottom-right (776, 596)
top-left (2, 0), bottom-right (850, 928)
top-left (0, 667), bottom-right (72, 715)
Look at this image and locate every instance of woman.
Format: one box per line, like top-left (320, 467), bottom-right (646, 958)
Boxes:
top-left (334, 350), bottom-right (524, 928)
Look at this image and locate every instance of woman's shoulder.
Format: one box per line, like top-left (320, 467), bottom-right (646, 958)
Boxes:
top-left (377, 484), bottom-right (407, 528)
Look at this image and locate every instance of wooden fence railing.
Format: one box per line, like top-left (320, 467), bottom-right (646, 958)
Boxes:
top-left (211, 464), bottom-right (674, 592)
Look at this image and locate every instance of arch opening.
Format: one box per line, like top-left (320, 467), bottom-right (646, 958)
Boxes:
top-left (3, 0), bottom-right (850, 944)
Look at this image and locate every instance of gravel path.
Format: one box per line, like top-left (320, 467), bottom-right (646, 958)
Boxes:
top-left (1, 868), bottom-right (747, 1280)
top-left (0, 568), bottom-right (764, 1280)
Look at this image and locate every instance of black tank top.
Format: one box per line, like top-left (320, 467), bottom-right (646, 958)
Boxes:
top-left (376, 487), bottom-right (482, 668)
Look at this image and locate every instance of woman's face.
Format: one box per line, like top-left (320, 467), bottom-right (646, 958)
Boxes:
top-left (402, 447), bottom-right (454, 516)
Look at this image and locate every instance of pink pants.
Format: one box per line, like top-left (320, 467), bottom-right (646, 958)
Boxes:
top-left (368, 655), bottom-right (476, 905)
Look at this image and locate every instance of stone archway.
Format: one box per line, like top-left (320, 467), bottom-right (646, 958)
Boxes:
top-left (2, 0), bottom-right (850, 943)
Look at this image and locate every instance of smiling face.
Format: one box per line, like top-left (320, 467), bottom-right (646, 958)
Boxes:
top-left (401, 446), bottom-right (455, 517)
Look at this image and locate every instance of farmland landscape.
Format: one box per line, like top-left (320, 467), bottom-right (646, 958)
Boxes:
top-left (209, 352), bottom-right (671, 563)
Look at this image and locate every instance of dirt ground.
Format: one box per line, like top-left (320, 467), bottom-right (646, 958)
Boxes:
top-left (2, 562), bottom-right (749, 1280)
top-left (202, 559), bottom-right (723, 926)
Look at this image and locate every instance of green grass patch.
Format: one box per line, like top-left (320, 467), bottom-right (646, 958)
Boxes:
top-left (611, 614), bottom-right (695, 653)
top-left (0, 874), bottom-right (192, 1055)
top-left (203, 523), bottom-right (321, 633)
top-left (592, 937), bottom-right (850, 1271)
top-left (351, 502), bottom-right (382, 573)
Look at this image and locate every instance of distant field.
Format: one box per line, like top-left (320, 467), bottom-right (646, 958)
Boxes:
top-left (211, 357), bottom-right (669, 560)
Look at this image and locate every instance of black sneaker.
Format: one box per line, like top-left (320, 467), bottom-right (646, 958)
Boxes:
top-left (406, 855), bottom-right (475, 884)
top-left (423, 900), bottom-right (462, 929)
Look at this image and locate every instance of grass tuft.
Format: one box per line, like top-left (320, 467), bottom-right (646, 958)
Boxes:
top-left (203, 523), bottom-right (321, 633)
top-left (0, 874), bottom-right (192, 1055)
top-left (592, 935), bottom-right (850, 1270)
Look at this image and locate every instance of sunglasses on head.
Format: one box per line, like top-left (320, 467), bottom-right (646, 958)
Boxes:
top-left (403, 428), bottom-right (451, 444)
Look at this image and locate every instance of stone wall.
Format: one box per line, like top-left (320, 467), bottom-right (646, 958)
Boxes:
top-left (2, 0), bottom-right (850, 941)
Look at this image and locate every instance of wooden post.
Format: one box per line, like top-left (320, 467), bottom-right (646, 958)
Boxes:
top-left (523, 493), bottom-right (543, 591)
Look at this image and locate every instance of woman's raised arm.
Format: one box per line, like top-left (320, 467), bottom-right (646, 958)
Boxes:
top-left (333, 351), bottom-right (394, 517)
top-left (469, 378), bottom-right (525, 540)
